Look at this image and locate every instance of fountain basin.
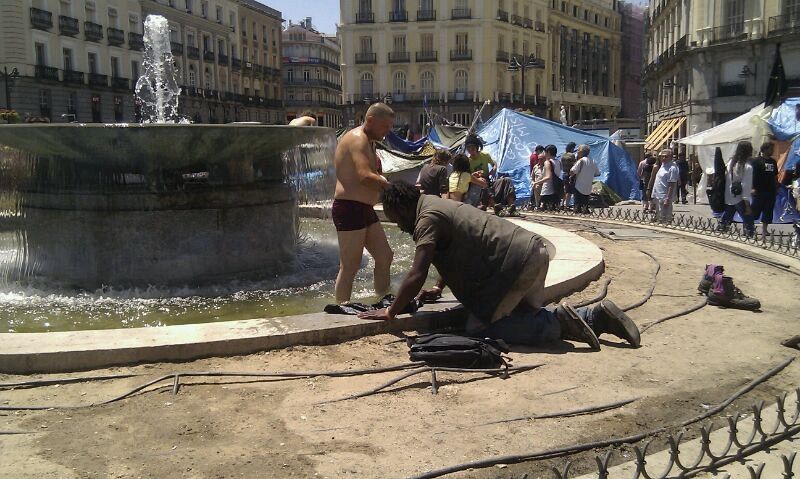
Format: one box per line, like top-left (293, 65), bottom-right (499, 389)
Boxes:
top-left (0, 124), bottom-right (336, 288)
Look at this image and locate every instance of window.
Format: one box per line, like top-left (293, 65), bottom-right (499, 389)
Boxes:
top-left (216, 5), bottom-right (222, 21)
top-left (108, 7), bottom-right (118, 27)
top-left (63, 48), bottom-right (73, 70)
top-left (455, 0), bottom-right (467, 9)
top-left (724, 0), bottom-right (745, 25)
top-left (187, 32), bottom-right (195, 47)
top-left (88, 52), bottom-right (98, 73)
top-left (201, 1), bottom-right (208, 17)
top-left (561, 2), bottom-right (566, 13)
top-left (67, 91), bottom-right (77, 115)
top-left (359, 0), bottom-right (372, 13)
top-left (360, 72), bottom-right (373, 97)
top-left (573, 6), bottom-right (578, 16)
top-left (786, 0), bottom-right (800, 16)
top-left (420, 0), bottom-right (433, 10)
top-left (421, 33), bottom-right (434, 52)
top-left (303, 70), bottom-right (310, 81)
top-left (287, 69), bottom-right (293, 81)
top-left (420, 70), bottom-right (434, 93)
top-left (393, 71), bottom-right (406, 94)
top-left (110, 57), bottom-right (120, 78)
top-left (60, 0), bottom-right (72, 16)
top-left (131, 60), bottom-right (140, 81)
top-left (453, 113), bottom-right (471, 125)
top-left (498, 35), bottom-right (505, 51)
top-left (229, 12), bottom-right (235, 28)
top-left (35, 43), bottom-right (47, 66)
top-left (113, 96), bottom-right (123, 122)
top-left (393, 35), bottom-right (406, 52)
top-left (39, 89), bottom-right (51, 118)
top-left (455, 33), bottom-right (468, 53)
top-left (392, 0), bottom-right (405, 11)
top-left (204, 68), bottom-right (211, 88)
top-left (454, 70), bottom-right (468, 92)
top-left (85, 1), bottom-right (96, 22)
top-left (129, 15), bottom-right (139, 33)
top-left (262, 26), bottom-right (267, 44)
top-left (185, 0), bottom-right (192, 12)
top-left (359, 36), bottom-right (373, 53)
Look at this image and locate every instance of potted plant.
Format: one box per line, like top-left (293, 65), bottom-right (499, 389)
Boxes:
top-left (0, 109), bottom-right (21, 124)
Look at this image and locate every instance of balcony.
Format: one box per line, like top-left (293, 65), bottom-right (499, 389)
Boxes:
top-left (450, 49), bottom-right (472, 61)
top-left (111, 77), bottom-right (130, 90)
top-left (218, 53), bottom-right (228, 65)
top-left (35, 65), bottom-right (59, 81)
top-left (388, 51), bottom-right (410, 63)
top-left (511, 14), bottom-right (523, 26)
top-left (416, 51), bottom-right (438, 62)
top-left (768, 13), bottom-right (800, 36)
top-left (187, 46), bottom-right (200, 59)
top-left (231, 58), bottom-right (241, 70)
top-left (718, 82), bottom-right (746, 97)
top-left (496, 50), bottom-right (509, 62)
top-left (417, 9), bottom-right (436, 21)
top-left (84, 21), bottom-right (103, 42)
top-left (89, 73), bottom-right (108, 87)
top-left (710, 23), bottom-right (746, 44)
top-left (170, 42), bottom-right (184, 55)
top-left (59, 15), bottom-right (79, 36)
top-left (522, 18), bottom-right (533, 29)
top-left (355, 11), bottom-right (374, 23)
top-left (63, 70), bottom-right (84, 84)
top-left (675, 34), bottom-right (689, 53)
top-left (389, 10), bottom-right (408, 22)
top-left (452, 8), bottom-right (471, 20)
top-left (355, 52), bottom-right (377, 64)
top-left (448, 91), bottom-right (473, 102)
top-left (285, 79), bottom-right (340, 90)
top-left (535, 21), bottom-right (546, 32)
top-left (286, 99), bottom-right (338, 109)
top-left (107, 27), bottom-right (124, 46)
top-left (128, 32), bottom-right (144, 51)
top-left (203, 50), bottom-right (215, 62)
top-left (30, 7), bottom-right (53, 30)
top-left (496, 10), bottom-right (509, 22)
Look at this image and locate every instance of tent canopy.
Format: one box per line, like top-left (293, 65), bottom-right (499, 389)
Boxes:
top-left (767, 97), bottom-right (800, 141)
top-left (476, 109), bottom-right (641, 201)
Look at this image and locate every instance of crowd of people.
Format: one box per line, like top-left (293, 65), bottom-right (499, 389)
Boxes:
top-left (528, 142), bottom-right (601, 213)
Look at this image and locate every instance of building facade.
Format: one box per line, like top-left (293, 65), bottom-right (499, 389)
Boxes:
top-left (619, 1), bottom-right (644, 119)
top-left (547, 0), bottom-right (624, 125)
top-left (282, 17), bottom-right (343, 127)
top-left (643, 0), bottom-right (800, 150)
top-left (0, 0), bottom-right (284, 123)
top-left (339, 0), bottom-right (552, 133)
top-left (1, 0), bottom-right (143, 122)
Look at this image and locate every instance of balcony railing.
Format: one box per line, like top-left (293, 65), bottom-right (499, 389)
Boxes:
top-left (218, 53), bottom-right (228, 65)
top-left (30, 7), bottom-right (53, 30)
top-left (417, 9), bottom-right (436, 21)
top-left (84, 21), bottom-right (103, 42)
top-left (355, 11), bottom-right (374, 23)
top-left (355, 52), bottom-right (377, 64)
top-left (511, 14), bottom-right (523, 26)
top-left (389, 10), bottom-right (408, 22)
top-left (522, 18), bottom-right (533, 29)
top-left (203, 50), bottom-right (215, 62)
top-left (63, 70), bottom-right (84, 84)
top-left (452, 8), bottom-right (471, 19)
top-left (128, 32), bottom-right (144, 50)
top-left (89, 73), bottom-right (108, 87)
top-left (768, 13), bottom-right (800, 36)
top-left (286, 99), bottom-right (338, 109)
top-left (416, 51), bottom-right (438, 62)
top-left (496, 50), bottom-right (509, 62)
top-left (35, 65), bottom-right (59, 81)
top-left (388, 51), bottom-right (410, 63)
top-left (58, 15), bottom-right (79, 36)
top-left (107, 27), bottom-right (124, 46)
top-left (675, 34), bottom-right (689, 53)
top-left (448, 91), bottom-right (473, 102)
top-left (231, 57), bottom-right (241, 70)
top-left (497, 10), bottom-right (509, 22)
top-left (450, 49), bottom-right (472, 61)
top-left (170, 42), bottom-right (183, 55)
top-left (535, 21), bottom-right (546, 32)
top-left (111, 77), bottom-right (130, 90)
top-left (187, 46), bottom-right (200, 59)
top-left (710, 22), bottom-right (746, 44)
top-left (718, 82), bottom-right (746, 97)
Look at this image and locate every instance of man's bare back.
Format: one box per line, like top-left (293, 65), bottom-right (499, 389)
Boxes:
top-left (334, 126), bottom-right (384, 206)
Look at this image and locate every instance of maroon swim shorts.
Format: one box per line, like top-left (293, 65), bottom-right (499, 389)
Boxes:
top-left (332, 199), bottom-right (380, 232)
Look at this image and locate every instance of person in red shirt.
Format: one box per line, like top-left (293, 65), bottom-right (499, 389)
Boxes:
top-left (529, 145), bottom-right (544, 176)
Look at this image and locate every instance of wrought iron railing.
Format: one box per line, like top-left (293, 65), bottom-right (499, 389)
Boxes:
top-left (451, 8), bottom-right (471, 19)
top-left (128, 32), bottom-right (144, 50)
top-left (450, 49), bottom-right (472, 61)
top-left (30, 7), bottom-right (53, 30)
top-left (388, 51), bottom-right (410, 63)
top-left (355, 52), bottom-right (376, 64)
top-left (35, 65), bottom-right (59, 81)
top-left (107, 27), bottom-right (124, 46)
top-left (417, 9), bottom-right (436, 21)
top-left (58, 15), bottom-right (79, 36)
top-left (389, 10), bottom-right (408, 22)
top-left (84, 21), bottom-right (103, 42)
top-left (496, 9), bottom-right (509, 22)
top-left (768, 12), bottom-right (800, 36)
top-left (416, 51), bottom-right (438, 62)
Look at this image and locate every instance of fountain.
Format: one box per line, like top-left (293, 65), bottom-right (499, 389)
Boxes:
top-left (0, 14), bottom-right (336, 290)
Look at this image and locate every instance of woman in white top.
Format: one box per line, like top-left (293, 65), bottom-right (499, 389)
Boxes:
top-left (533, 144), bottom-right (562, 210)
top-left (717, 141), bottom-right (755, 237)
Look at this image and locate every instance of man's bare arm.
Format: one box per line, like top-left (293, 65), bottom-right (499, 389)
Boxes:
top-left (352, 140), bottom-right (390, 191)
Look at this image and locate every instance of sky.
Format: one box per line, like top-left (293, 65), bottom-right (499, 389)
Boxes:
top-left (257, 0), bottom-right (340, 34)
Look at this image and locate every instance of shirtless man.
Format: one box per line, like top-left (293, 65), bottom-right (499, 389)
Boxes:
top-left (333, 103), bottom-right (395, 303)
top-left (289, 110), bottom-right (317, 126)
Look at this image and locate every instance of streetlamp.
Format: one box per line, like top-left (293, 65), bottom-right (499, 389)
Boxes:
top-left (1, 67), bottom-right (20, 109)
top-left (507, 54), bottom-right (545, 105)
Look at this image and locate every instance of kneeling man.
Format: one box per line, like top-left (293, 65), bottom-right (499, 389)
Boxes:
top-left (358, 182), bottom-right (640, 349)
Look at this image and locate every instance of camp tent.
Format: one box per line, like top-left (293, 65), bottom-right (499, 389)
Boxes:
top-left (475, 109), bottom-right (641, 201)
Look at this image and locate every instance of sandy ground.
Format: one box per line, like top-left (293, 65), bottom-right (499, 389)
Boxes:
top-left (1, 216), bottom-right (799, 479)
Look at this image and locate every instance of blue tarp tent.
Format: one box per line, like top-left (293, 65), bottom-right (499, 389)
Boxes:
top-left (383, 130), bottom-right (429, 154)
top-left (476, 109), bottom-right (641, 201)
top-left (767, 97), bottom-right (800, 142)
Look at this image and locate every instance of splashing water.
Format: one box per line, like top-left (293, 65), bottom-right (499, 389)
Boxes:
top-left (135, 15), bottom-right (182, 123)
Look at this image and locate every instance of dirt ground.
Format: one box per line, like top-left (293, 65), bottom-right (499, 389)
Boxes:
top-left (2, 216), bottom-right (799, 479)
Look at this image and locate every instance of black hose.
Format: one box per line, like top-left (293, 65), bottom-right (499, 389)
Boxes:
top-left (478, 397), bottom-right (638, 426)
top-left (0, 373), bottom-right (141, 389)
top-left (621, 250), bottom-right (660, 312)
top-left (571, 278), bottom-right (612, 308)
top-left (408, 356), bottom-right (794, 479)
top-left (697, 240), bottom-right (800, 277)
top-left (640, 297), bottom-right (709, 334)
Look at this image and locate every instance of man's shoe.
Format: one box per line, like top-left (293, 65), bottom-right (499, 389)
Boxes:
top-left (698, 264), bottom-right (724, 294)
top-left (707, 275), bottom-right (761, 310)
top-left (590, 300), bottom-right (641, 348)
top-left (494, 204), bottom-right (504, 216)
top-left (508, 204), bottom-right (518, 216)
top-left (556, 303), bottom-right (600, 351)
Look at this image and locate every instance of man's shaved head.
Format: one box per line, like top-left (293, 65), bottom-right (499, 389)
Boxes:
top-left (366, 102), bottom-right (396, 120)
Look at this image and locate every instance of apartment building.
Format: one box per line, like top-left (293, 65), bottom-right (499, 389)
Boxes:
top-left (620, 2), bottom-right (644, 119)
top-left (0, 0), bottom-right (143, 122)
top-left (282, 17), bottom-right (343, 127)
top-left (547, 0), bottom-right (624, 125)
top-left (339, 0), bottom-right (551, 132)
top-left (0, 0), bottom-right (283, 123)
top-left (643, 0), bottom-right (800, 150)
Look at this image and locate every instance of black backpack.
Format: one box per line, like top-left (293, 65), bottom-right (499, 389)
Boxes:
top-left (407, 334), bottom-right (511, 369)
top-left (549, 159), bottom-right (564, 197)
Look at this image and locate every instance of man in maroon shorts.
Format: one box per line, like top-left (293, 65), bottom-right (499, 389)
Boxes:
top-left (333, 103), bottom-right (395, 303)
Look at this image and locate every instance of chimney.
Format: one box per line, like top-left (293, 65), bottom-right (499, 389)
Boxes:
top-left (305, 17), bottom-right (312, 29)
